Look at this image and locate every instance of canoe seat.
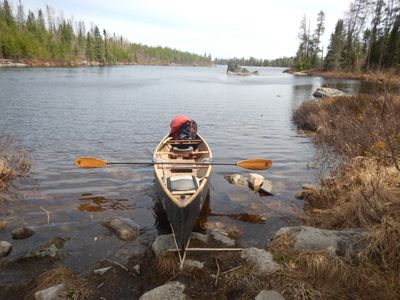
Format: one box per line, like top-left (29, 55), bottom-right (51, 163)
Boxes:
top-left (167, 175), bottom-right (199, 195)
top-left (172, 146), bottom-right (193, 153)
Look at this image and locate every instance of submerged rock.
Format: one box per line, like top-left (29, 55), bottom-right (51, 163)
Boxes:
top-left (241, 247), bottom-right (281, 274)
top-left (25, 238), bottom-right (65, 259)
top-left (139, 281), bottom-right (186, 300)
top-left (190, 232), bottom-right (208, 243)
top-left (12, 226), bottom-right (34, 239)
top-left (272, 226), bottom-right (367, 260)
top-left (105, 217), bottom-right (140, 241)
top-left (255, 290), bottom-right (285, 300)
top-left (152, 234), bottom-right (175, 257)
top-left (34, 283), bottom-right (65, 300)
top-left (313, 87), bottom-right (349, 98)
top-left (0, 241), bottom-right (12, 257)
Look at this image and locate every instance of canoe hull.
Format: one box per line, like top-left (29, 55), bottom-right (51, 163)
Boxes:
top-left (155, 175), bottom-right (210, 250)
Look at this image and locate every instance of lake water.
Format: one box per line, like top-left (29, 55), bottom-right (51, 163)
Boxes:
top-left (0, 65), bottom-right (363, 271)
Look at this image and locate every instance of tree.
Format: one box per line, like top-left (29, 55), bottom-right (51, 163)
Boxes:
top-left (324, 19), bottom-right (345, 71)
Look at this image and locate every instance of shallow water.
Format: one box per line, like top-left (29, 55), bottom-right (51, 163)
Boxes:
top-left (0, 65), bottom-right (363, 270)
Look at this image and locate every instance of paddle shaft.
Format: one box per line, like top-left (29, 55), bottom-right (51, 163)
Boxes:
top-left (109, 161), bottom-right (235, 166)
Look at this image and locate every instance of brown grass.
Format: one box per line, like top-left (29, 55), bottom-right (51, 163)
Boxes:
top-left (0, 135), bottom-right (30, 192)
top-left (29, 266), bottom-right (88, 300)
top-left (290, 77), bottom-right (400, 298)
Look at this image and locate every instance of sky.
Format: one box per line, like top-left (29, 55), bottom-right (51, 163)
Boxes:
top-left (19, 0), bottom-right (352, 59)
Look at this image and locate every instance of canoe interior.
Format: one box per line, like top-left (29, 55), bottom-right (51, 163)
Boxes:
top-left (153, 134), bottom-right (212, 208)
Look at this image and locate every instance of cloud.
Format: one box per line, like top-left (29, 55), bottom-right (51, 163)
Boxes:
top-left (19, 0), bottom-right (350, 59)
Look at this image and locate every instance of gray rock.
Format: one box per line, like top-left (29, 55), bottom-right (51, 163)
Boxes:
top-left (152, 234), bottom-right (175, 257)
top-left (241, 248), bottom-right (281, 274)
top-left (259, 179), bottom-right (273, 195)
top-left (0, 241), bottom-right (12, 257)
top-left (94, 266), bottom-right (112, 275)
top-left (227, 63), bottom-right (258, 76)
top-left (210, 230), bottom-right (235, 246)
top-left (106, 217), bottom-right (140, 241)
top-left (249, 173), bottom-right (264, 191)
top-left (224, 174), bottom-right (247, 186)
top-left (139, 281), bottom-right (186, 300)
top-left (255, 290), bottom-right (285, 300)
top-left (273, 226), bottom-right (367, 260)
top-left (12, 226), bottom-right (34, 239)
top-left (313, 87), bottom-right (349, 98)
top-left (184, 259), bottom-right (204, 269)
top-left (190, 232), bottom-right (208, 243)
top-left (34, 283), bottom-right (65, 300)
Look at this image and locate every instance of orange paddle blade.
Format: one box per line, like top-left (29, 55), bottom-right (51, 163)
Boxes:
top-left (236, 159), bottom-right (272, 170)
top-left (74, 157), bottom-right (109, 168)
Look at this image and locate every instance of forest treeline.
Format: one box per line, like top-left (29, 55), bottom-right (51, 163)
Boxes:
top-left (294, 0), bottom-right (400, 72)
top-left (0, 0), bottom-right (212, 66)
top-left (213, 56), bottom-right (294, 68)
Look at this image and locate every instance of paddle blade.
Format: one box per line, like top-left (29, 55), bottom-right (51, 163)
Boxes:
top-left (74, 157), bottom-right (108, 168)
top-left (236, 159), bottom-right (272, 170)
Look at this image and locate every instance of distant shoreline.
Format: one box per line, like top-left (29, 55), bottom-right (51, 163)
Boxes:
top-left (0, 59), bottom-right (213, 69)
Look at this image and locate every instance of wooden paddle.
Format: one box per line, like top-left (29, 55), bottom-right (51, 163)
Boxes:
top-left (74, 157), bottom-right (272, 170)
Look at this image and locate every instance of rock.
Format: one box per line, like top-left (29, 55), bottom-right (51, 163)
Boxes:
top-left (241, 248), bottom-right (281, 274)
top-left (210, 230), bottom-right (235, 246)
top-left (152, 234), bottom-right (175, 257)
top-left (12, 226), bottom-right (34, 239)
top-left (139, 281), bottom-right (186, 300)
top-left (259, 179), bottom-right (273, 195)
top-left (224, 174), bottom-right (247, 186)
top-left (273, 226), bottom-right (367, 260)
top-left (191, 232), bottom-right (208, 243)
top-left (34, 283), bottom-right (65, 300)
top-left (0, 241), bottom-right (12, 257)
top-left (105, 217), bottom-right (140, 241)
top-left (94, 266), bottom-right (112, 275)
top-left (227, 63), bottom-right (258, 76)
top-left (133, 264), bottom-right (140, 275)
top-left (184, 259), bottom-right (204, 269)
top-left (248, 173), bottom-right (264, 191)
top-left (25, 238), bottom-right (65, 259)
top-left (255, 290), bottom-right (285, 300)
top-left (313, 87), bottom-right (349, 98)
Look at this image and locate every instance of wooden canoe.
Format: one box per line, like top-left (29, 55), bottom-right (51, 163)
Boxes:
top-left (153, 133), bottom-right (212, 252)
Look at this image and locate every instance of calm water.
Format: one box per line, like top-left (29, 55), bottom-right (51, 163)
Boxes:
top-left (0, 65), bottom-right (362, 270)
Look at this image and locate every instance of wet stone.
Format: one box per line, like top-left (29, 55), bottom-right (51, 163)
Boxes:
top-left (210, 230), bottom-right (235, 246)
top-left (259, 179), bottom-right (273, 195)
top-left (248, 173), bottom-right (264, 191)
top-left (105, 217), bottom-right (140, 241)
top-left (224, 174), bottom-right (247, 186)
top-left (11, 226), bottom-right (34, 239)
top-left (152, 234), bottom-right (175, 257)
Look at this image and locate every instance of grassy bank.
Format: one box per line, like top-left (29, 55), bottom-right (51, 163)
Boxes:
top-left (287, 81), bottom-right (400, 298)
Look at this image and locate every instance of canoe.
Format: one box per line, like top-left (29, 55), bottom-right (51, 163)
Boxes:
top-left (153, 133), bottom-right (212, 252)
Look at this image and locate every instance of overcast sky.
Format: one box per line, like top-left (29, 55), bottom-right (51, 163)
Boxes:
top-left (19, 0), bottom-right (352, 59)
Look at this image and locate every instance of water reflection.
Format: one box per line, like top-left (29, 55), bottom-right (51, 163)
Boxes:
top-left (78, 194), bottom-right (132, 212)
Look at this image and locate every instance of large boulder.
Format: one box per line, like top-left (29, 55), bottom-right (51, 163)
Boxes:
top-left (313, 87), bottom-right (349, 98)
top-left (139, 281), bottom-right (186, 300)
top-left (271, 226), bottom-right (367, 260)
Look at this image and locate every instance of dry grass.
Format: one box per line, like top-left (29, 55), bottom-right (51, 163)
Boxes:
top-left (290, 78), bottom-right (400, 298)
top-left (0, 135), bottom-right (30, 192)
top-left (29, 266), bottom-right (88, 300)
